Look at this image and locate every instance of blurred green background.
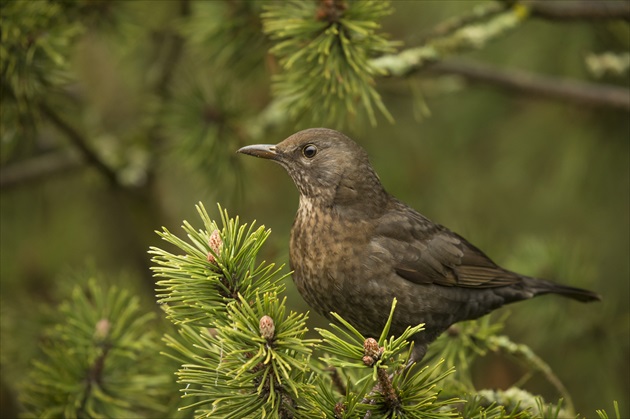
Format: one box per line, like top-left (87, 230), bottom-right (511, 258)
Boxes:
top-left (1, 0), bottom-right (628, 417)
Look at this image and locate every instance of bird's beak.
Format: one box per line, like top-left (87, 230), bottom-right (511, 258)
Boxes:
top-left (237, 144), bottom-right (280, 161)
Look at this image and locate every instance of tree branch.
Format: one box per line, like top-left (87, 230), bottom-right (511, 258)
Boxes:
top-left (371, 7), bottom-right (528, 78)
top-left (0, 151), bottom-right (82, 189)
top-left (246, 1), bottom-right (630, 138)
top-left (38, 102), bottom-right (119, 186)
top-left (153, 0), bottom-right (190, 100)
top-left (145, 0), bottom-right (191, 176)
top-left (419, 2), bottom-right (506, 43)
top-left (427, 60), bottom-right (630, 110)
top-left (524, 0), bottom-right (630, 21)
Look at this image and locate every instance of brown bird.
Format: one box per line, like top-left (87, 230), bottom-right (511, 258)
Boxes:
top-left (238, 128), bottom-right (600, 362)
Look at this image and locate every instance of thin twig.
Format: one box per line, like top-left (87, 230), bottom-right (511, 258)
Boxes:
top-left (153, 0), bottom-right (190, 100)
top-left (145, 0), bottom-right (191, 173)
top-left (525, 0), bottom-right (630, 21)
top-left (38, 102), bottom-right (119, 186)
top-left (428, 60), bottom-right (630, 110)
top-left (489, 335), bottom-right (575, 415)
top-left (0, 151), bottom-right (82, 189)
top-left (370, 7), bottom-right (527, 77)
top-left (419, 2), bottom-right (507, 43)
top-left (78, 343), bottom-right (112, 417)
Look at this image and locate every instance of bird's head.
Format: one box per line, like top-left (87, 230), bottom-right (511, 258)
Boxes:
top-left (238, 128), bottom-right (388, 214)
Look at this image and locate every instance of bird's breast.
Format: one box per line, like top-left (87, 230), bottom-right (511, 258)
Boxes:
top-left (289, 198), bottom-right (373, 314)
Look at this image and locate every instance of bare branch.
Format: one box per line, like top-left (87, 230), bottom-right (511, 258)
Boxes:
top-left (525, 0), bottom-right (630, 21)
top-left (0, 151), bottom-right (83, 189)
top-left (153, 0), bottom-right (191, 100)
top-left (38, 102), bottom-right (119, 186)
top-left (371, 7), bottom-right (527, 77)
top-left (419, 2), bottom-right (506, 43)
top-left (428, 60), bottom-right (630, 110)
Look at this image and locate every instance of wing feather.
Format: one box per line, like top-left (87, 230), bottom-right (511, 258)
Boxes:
top-left (374, 200), bottom-right (521, 289)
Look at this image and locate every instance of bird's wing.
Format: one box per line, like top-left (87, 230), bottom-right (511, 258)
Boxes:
top-left (372, 201), bottom-right (521, 289)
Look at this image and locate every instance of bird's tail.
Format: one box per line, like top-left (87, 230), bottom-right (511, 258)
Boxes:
top-left (524, 276), bottom-right (601, 303)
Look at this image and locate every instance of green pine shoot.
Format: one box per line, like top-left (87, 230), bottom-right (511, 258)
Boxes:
top-left (262, 0), bottom-right (398, 127)
top-left (150, 203), bottom-right (288, 327)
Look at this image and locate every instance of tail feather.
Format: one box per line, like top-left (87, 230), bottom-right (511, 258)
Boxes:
top-left (525, 277), bottom-right (601, 303)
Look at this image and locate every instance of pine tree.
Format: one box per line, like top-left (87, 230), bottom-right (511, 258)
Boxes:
top-left (4, 0), bottom-right (627, 417)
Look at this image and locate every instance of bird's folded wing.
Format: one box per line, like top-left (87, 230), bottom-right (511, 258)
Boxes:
top-left (373, 204), bottom-right (521, 289)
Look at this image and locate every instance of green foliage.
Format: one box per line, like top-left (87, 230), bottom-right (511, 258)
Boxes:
top-left (596, 401), bottom-right (621, 419)
top-left (426, 315), bottom-right (506, 392)
top-left (262, 0), bottom-right (397, 127)
top-left (318, 299), bottom-right (424, 372)
top-left (162, 75), bottom-right (246, 197)
top-left (0, 0), bottom-right (83, 152)
top-left (18, 205), bottom-right (621, 418)
top-left (165, 1), bottom-right (266, 195)
top-left (180, 1), bottom-right (266, 76)
top-left (428, 314), bottom-right (576, 415)
top-left (317, 300), bottom-right (459, 418)
top-left (151, 203), bottom-right (287, 326)
top-left (4, 1), bottom-right (627, 417)
top-left (153, 203), bottom-right (318, 417)
top-left (20, 279), bottom-right (177, 418)
top-left (152, 204), bottom-right (602, 418)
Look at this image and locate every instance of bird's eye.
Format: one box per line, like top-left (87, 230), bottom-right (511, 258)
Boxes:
top-left (302, 144), bottom-right (317, 159)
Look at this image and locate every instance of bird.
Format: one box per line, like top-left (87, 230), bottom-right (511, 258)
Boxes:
top-left (237, 128), bottom-right (601, 362)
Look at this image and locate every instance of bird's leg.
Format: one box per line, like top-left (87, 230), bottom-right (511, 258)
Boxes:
top-left (407, 343), bottom-right (428, 369)
top-left (325, 366), bottom-right (347, 396)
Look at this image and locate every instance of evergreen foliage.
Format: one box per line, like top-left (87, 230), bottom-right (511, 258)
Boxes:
top-left (4, 0), bottom-right (627, 417)
top-left (0, 0), bottom-right (82, 151)
top-left (262, 0), bottom-right (397, 127)
top-left (20, 279), bottom-right (179, 418)
top-left (149, 204), bottom-right (619, 418)
top-left (20, 204), bottom-right (621, 418)
top-left (180, 1), bottom-right (266, 76)
top-left (151, 204), bottom-right (317, 417)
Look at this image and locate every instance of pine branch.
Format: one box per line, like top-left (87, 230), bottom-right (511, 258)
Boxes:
top-left (21, 279), bottom-right (178, 417)
top-left (262, 0), bottom-right (397, 127)
top-left (152, 203), bottom-right (320, 417)
top-left (151, 203), bottom-right (288, 326)
top-left (317, 299), bottom-right (460, 418)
